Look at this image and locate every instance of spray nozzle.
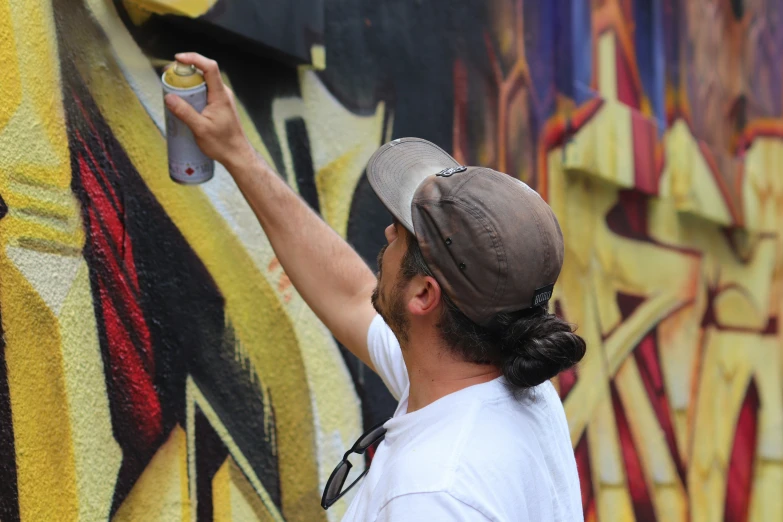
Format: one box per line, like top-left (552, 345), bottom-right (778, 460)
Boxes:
top-left (173, 61), bottom-right (196, 76)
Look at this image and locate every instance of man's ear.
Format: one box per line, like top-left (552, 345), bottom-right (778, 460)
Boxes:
top-left (408, 275), bottom-right (442, 318)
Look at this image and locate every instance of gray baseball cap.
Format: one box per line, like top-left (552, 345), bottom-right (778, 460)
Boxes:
top-left (367, 137), bottom-right (564, 328)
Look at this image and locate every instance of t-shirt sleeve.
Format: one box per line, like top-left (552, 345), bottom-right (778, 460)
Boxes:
top-left (374, 492), bottom-right (493, 522)
top-left (366, 314), bottom-right (409, 401)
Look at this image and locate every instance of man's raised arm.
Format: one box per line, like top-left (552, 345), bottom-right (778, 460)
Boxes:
top-left (165, 52), bottom-right (379, 369)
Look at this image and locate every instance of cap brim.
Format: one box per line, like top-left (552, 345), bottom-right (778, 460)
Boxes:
top-left (366, 138), bottom-right (460, 234)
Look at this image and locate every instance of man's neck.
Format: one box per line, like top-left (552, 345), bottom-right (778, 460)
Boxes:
top-left (400, 325), bottom-right (502, 413)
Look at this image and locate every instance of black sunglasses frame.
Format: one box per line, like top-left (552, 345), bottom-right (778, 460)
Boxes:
top-left (320, 419), bottom-right (389, 510)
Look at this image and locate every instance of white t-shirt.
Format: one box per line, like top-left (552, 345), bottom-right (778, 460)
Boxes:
top-left (341, 315), bottom-right (583, 522)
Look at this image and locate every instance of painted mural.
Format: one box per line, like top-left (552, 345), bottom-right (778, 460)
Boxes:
top-left (0, 0), bottom-right (781, 521)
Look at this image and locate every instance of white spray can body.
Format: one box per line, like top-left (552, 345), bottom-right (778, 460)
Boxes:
top-left (162, 62), bottom-right (214, 184)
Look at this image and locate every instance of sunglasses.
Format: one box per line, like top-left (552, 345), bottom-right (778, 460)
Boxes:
top-left (321, 419), bottom-right (389, 510)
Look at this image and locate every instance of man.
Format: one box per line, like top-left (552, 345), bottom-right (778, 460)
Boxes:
top-left (166, 53), bottom-right (586, 521)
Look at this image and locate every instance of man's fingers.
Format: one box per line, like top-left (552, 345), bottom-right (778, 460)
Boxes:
top-left (165, 94), bottom-right (206, 131)
top-left (174, 52), bottom-right (226, 101)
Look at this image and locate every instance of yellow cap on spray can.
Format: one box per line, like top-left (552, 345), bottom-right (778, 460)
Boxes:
top-left (163, 62), bottom-right (206, 89)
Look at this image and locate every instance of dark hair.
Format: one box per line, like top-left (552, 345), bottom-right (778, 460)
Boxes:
top-left (401, 233), bottom-right (586, 390)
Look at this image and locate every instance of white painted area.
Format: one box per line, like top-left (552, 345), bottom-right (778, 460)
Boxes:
top-left (297, 69), bottom-right (385, 178)
top-left (6, 246), bottom-right (82, 316)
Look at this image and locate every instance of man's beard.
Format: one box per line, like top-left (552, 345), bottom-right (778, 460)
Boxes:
top-left (371, 246), bottom-right (410, 344)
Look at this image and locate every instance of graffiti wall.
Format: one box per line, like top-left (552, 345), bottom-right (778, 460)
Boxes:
top-left (0, 0), bottom-right (780, 521)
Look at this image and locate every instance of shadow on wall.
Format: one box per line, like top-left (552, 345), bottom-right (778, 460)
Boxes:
top-left (0, 0), bottom-right (781, 521)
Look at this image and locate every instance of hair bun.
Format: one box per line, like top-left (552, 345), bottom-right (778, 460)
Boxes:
top-left (497, 307), bottom-right (586, 389)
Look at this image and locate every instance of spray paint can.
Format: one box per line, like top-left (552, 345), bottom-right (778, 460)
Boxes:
top-left (162, 61), bottom-right (214, 184)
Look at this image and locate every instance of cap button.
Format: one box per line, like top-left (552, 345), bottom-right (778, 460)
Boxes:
top-left (445, 237), bottom-right (452, 246)
top-left (459, 263), bottom-right (466, 270)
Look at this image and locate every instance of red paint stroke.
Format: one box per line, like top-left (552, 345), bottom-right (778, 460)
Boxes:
top-left (633, 331), bottom-right (687, 487)
top-left (73, 98), bottom-right (140, 293)
top-left (612, 294), bottom-right (686, 487)
top-left (79, 154), bottom-right (124, 254)
top-left (85, 204), bottom-right (153, 374)
top-left (614, 191), bottom-right (649, 240)
top-left (559, 367), bottom-right (578, 400)
top-left (96, 276), bottom-right (162, 448)
top-left (611, 383), bottom-right (657, 522)
top-left (631, 111), bottom-right (660, 195)
top-left (73, 93), bottom-right (124, 182)
top-left (616, 292), bottom-right (645, 319)
top-left (74, 129), bottom-right (123, 214)
top-left (601, 292), bottom-right (645, 342)
top-left (75, 131), bottom-right (140, 293)
top-left (724, 380), bottom-right (760, 522)
top-left (616, 38), bottom-right (641, 110)
top-left (761, 316), bottom-right (778, 335)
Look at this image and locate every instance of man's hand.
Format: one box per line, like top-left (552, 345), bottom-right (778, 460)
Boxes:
top-left (164, 52), bottom-right (255, 170)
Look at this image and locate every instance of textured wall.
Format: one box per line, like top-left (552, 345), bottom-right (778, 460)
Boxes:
top-left (0, 0), bottom-right (781, 521)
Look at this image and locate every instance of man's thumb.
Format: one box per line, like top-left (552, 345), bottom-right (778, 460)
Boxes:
top-left (165, 94), bottom-right (203, 130)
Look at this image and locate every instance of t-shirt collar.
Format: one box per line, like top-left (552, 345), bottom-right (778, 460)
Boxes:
top-left (382, 376), bottom-right (507, 444)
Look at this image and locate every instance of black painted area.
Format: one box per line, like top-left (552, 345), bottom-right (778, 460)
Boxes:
top-left (195, 407), bottom-right (229, 522)
top-left (319, 0), bottom-right (487, 143)
top-left (189, 322), bottom-right (281, 507)
top-left (200, 0), bottom-right (323, 64)
top-left (285, 118), bottom-right (320, 213)
top-left (0, 306), bottom-right (20, 522)
top-left (731, 0), bottom-right (744, 20)
top-left (113, 0), bottom-right (322, 65)
top-left (0, 193), bottom-right (7, 220)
